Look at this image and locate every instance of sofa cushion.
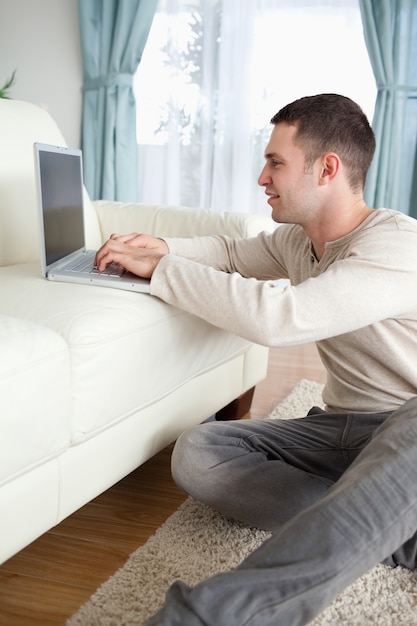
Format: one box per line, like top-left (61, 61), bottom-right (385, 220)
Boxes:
top-left (0, 264), bottom-right (255, 443)
top-left (0, 315), bottom-right (71, 486)
top-left (0, 99), bottom-right (102, 267)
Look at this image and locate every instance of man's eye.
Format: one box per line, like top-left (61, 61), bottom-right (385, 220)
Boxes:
top-left (272, 160), bottom-right (281, 167)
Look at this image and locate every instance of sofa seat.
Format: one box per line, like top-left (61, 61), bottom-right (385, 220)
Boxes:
top-left (0, 262), bottom-right (256, 443)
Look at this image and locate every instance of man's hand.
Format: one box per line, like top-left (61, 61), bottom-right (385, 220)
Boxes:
top-left (95, 233), bottom-right (169, 279)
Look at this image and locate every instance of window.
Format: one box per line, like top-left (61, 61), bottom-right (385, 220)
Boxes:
top-left (134, 0), bottom-right (376, 214)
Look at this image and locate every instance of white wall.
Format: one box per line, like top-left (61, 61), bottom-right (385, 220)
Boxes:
top-left (0, 0), bottom-right (82, 147)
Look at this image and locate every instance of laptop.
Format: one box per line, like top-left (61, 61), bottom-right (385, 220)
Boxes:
top-left (33, 142), bottom-right (151, 293)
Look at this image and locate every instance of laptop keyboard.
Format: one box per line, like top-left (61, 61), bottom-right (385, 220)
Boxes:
top-left (65, 256), bottom-right (126, 277)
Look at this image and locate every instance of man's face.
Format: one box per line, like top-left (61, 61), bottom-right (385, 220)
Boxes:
top-left (258, 123), bottom-right (319, 224)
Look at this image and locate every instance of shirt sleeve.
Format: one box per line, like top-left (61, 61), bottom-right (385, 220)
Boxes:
top-left (150, 226), bottom-right (417, 348)
top-left (164, 228), bottom-right (293, 280)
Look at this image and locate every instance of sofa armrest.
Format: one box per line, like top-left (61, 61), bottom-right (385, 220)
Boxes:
top-left (93, 200), bottom-right (276, 242)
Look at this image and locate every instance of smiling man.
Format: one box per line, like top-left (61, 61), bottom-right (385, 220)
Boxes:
top-left (259, 106), bottom-right (374, 257)
top-left (95, 94), bottom-right (417, 625)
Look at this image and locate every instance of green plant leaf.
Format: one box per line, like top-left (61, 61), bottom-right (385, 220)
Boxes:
top-left (0, 69), bottom-right (17, 99)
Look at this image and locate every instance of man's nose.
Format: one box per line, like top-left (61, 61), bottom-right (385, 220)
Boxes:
top-left (258, 165), bottom-right (271, 187)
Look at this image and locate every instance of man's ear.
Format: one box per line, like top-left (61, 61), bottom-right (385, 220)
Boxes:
top-left (319, 153), bottom-right (339, 185)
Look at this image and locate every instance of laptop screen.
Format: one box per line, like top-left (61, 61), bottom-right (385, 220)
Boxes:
top-left (37, 147), bottom-right (85, 266)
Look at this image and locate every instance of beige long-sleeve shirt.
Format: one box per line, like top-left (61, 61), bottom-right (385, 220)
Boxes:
top-left (150, 209), bottom-right (417, 413)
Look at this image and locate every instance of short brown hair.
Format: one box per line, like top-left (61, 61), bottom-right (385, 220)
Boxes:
top-left (271, 94), bottom-right (375, 192)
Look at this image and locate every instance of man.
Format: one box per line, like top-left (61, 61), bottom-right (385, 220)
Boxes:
top-left (95, 94), bottom-right (417, 624)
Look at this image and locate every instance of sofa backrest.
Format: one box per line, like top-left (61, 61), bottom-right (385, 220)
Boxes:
top-left (0, 100), bottom-right (102, 267)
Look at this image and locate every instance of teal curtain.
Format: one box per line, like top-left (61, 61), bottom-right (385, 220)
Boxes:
top-left (78, 0), bottom-right (157, 201)
top-left (359, 0), bottom-right (417, 217)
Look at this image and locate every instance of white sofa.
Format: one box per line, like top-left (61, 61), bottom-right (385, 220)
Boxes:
top-left (0, 99), bottom-right (272, 564)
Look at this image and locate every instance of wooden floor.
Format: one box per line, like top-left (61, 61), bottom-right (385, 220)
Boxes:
top-left (0, 343), bottom-right (326, 625)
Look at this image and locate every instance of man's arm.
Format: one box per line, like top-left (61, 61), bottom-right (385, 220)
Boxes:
top-left (95, 228), bottom-right (291, 281)
top-left (95, 226), bottom-right (417, 350)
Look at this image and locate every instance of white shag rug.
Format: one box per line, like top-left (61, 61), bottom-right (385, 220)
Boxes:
top-left (68, 379), bottom-right (417, 625)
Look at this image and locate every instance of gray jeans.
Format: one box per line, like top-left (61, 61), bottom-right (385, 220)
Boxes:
top-left (144, 398), bottom-right (417, 626)
top-left (171, 405), bottom-right (392, 532)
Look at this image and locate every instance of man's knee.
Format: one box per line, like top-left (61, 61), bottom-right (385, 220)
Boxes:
top-left (171, 424), bottom-right (214, 494)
